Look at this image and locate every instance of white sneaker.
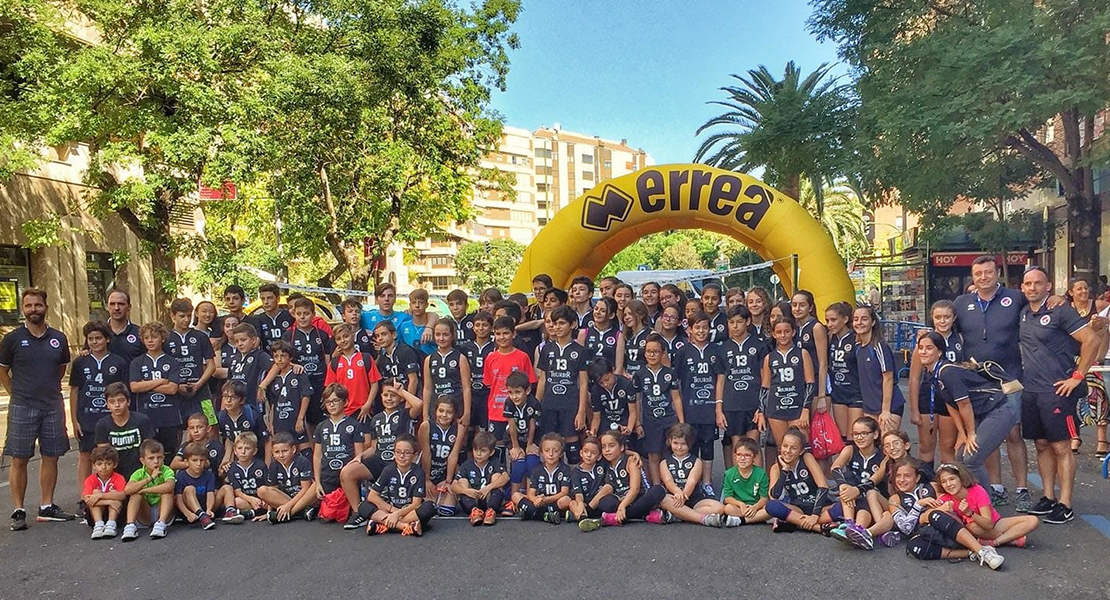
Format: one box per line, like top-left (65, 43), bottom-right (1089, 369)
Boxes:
top-left (724, 515), bottom-right (744, 527)
top-left (702, 513), bottom-right (723, 528)
top-left (120, 523), bottom-right (139, 542)
top-left (150, 521), bottom-right (167, 539)
top-left (103, 521), bottom-right (118, 538)
top-left (90, 522), bottom-right (105, 540)
top-left (977, 546), bottom-right (1005, 570)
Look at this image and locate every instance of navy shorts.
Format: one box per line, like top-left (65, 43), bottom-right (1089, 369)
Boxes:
top-left (3, 404), bottom-right (70, 458)
top-left (540, 407), bottom-right (578, 438)
top-left (685, 488), bottom-right (712, 507)
top-left (724, 410), bottom-right (758, 437)
top-left (831, 389), bottom-right (863, 409)
top-left (690, 423), bottom-right (719, 461)
top-left (78, 430), bottom-right (99, 453)
top-left (470, 386), bottom-right (489, 428)
top-left (640, 418), bottom-right (677, 456)
top-left (485, 420), bottom-right (508, 443)
top-left (1022, 389), bottom-right (1081, 442)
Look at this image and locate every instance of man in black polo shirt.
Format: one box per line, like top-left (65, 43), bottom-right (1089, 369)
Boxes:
top-left (953, 255), bottom-right (1032, 509)
top-left (1018, 267), bottom-right (1100, 524)
top-left (106, 289), bottom-right (145, 363)
top-left (0, 288), bottom-right (76, 531)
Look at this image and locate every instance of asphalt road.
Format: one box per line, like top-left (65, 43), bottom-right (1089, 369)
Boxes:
top-left (2, 431), bottom-right (1109, 600)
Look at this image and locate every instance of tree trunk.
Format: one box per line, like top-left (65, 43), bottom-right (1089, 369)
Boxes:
top-left (1067, 192), bottom-right (1100, 281)
top-left (149, 246), bottom-right (176, 323)
top-left (782, 173), bottom-right (801, 202)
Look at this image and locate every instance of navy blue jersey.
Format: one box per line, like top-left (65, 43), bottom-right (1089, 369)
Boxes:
top-left (376, 343), bottom-right (421, 388)
top-left (605, 454), bottom-right (646, 500)
top-left (447, 314), bottom-right (476, 342)
top-left (0, 325), bottom-right (70, 412)
top-left (351, 327), bottom-right (375, 354)
top-left (217, 405), bottom-right (267, 446)
top-left (283, 327), bottom-right (334, 381)
top-left (107, 322), bottom-right (145, 363)
top-left (583, 324), bottom-right (619, 368)
top-left (675, 342), bottom-right (723, 424)
top-left (659, 332), bottom-right (687, 367)
top-left (634, 366), bottom-right (679, 426)
top-left (212, 341), bottom-right (241, 397)
top-left (266, 370), bottom-right (313, 434)
top-left (718, 336), bottom-right (766, 412)
top-left (229, 348), bottom-right (273, 409)
top-left (69, 353), bottom-right (129, 432)
top-left (773, 459), bottom-right (824, 506)
top-left (175, 439), bottom-right (224, 475)
top-left (574, 308), bottom-right (594, 334)
top-left (427, 423), bottom-right (459, 482)
top-left (571, 463), bottom-right (607, 503)
top-left (843, 447), bottom-right (885, 489)
top-left (228, 458), bottom-right (267, 496)
top-left (454, 458), bottom-right (505, 490)
top-left (622, 327), bottom-right (651, 376)
top-left (367, 409), bottom-right (414, 460)
top-left (896, 482), bottom-right (936, 514)
top-left (174, 469), bottom-right (217, 499)
top-left (954, 286), bottom-right (1027, 381)
top-left (707, 312), bottom-right (728, 344)
top-left (828, 331), bottom-right (861, 404)
top-left (665, 453), bottom-right (698, 489)
top-left (590, 376), bottom-right (636, 431)
top-left (372, 464), bottom-right (426, 508)
top-left (767, 347), bottom-right (808, 415)
top-left (460, 339), bottom-right (494, 393)
top-left (932, 362), bottom-right (1007, 418)
top-left (249, 309), bottom-right (294, 350)
top-left (427, 348), bottom-right (466, 398)
top-left (857, 341), bottom-right (906, 414)
top-left (164, 328), bottom-right (214, 392)
top-left (536, 341), bottom-right (590, 410)
top-left (130, 353), bottom-right (182, 428)
top-left (1019, 301), bottom-right (1088, 393)
top-left (268, 455), bottom-right (314, 496)
top-left (314, 416), bottom-right (361, 473)
top-left (527, 463), bottom-right (572, 496)
top-left (503, 396), bottom-right (541, 448)
top-left (795, 318), bottom-right (820, 361)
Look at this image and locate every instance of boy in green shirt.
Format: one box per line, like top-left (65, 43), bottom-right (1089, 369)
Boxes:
top-left (721, 439), bottom-right (771, 525)
top-left (121, 439), bottom-right (176, 541)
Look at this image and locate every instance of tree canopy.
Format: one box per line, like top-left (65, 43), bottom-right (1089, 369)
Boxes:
top-left (454, 238), bottom-right (525, 292)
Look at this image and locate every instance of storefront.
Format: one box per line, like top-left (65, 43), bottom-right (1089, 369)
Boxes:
top-left (928, 251), bottom-right (1028, 303)
top-left (0, 245), bottom-right (32, 326)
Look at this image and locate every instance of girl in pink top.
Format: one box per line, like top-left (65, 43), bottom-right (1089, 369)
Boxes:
top-left (936, 463), bottom-right (1039, 548)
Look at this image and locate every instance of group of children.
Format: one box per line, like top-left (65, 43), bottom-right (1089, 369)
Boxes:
top-left (70, 276), bottom-right (1033, 569)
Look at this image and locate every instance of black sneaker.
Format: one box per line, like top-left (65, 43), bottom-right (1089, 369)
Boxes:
top-left (266, 510), bottom-right (280, 524)
top-left (1042, 503), bottom-right (1075, 524)
top-left (36, 504), bottom-right (76, 522)
top-left (10, 509), bottom-right (27, 531)
top-left (302, 507), bottom-right (317, 522)
top-left (1025, 496), bottom-right (1057, 516)
top-left (542, 510), bottom-right (563, 525)
top-left (344, 513), bottom-right (367, 530)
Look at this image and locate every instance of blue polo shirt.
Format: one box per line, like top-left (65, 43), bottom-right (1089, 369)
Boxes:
top-left (953, 286), bottom-right (1026, 380)
top-left (1018, 300), bottom-right (1088, 393)
top-left (358, 309), bottom-right (412, 334)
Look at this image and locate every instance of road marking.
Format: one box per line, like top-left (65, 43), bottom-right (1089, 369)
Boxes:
top-left (1081, 515), bottom-right (1110, 542)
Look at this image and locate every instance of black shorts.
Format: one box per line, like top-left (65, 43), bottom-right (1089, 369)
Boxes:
top-left (485, 420), bottom-right (508, 443)
top-left (831, 389), bottom-right (863, 409)
top-left (319, 469), bottom-right (341, 495)
top-left (685, 488), bottom-right (712, 507)
top-left (471, 386), bottom-right (489, 427)
top-left (1022, 389), bottom-right (1080, 442)
top-left (153, 426), bottom-right (183, 456)
top-left (78, 430), bottom-right (99, 453)
top-left (361, 453), bottom-right (388, 480)
top-left (796, 495), bottom-right (832, 516)
top-left (540, 407), bottom-right (578, 438)
top-left (690, 423), bottom-right (719, 461)
top-left (724, 410), bottom-right (758, 437)
top-left (3, 405), bottom-right (70, 459)
top-left (864, 403), bottom-right (905, 419)
top-left (917, 392), bottom-right (952, 418)
top-left (640, 418), bottom-right (678, 456)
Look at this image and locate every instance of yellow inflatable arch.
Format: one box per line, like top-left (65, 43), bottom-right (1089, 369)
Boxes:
top-left (510, 164), bottom-right (855, 312)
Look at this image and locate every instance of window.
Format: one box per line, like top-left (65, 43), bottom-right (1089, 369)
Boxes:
top-left (534, 148), bottom-right (552, 159)
top-left (429, 256), bottom-right (451, 267)
top-left (582, 171), bottom-right (594, 181)
top-left (581, 154), bottom-right (594, 165)
top-left (0, 245), bottom-right (31, 325)
top-left (538, 217), bottom-right (548, 226)
top-left (426, 276), bottom-right (451, 289)
top-left (86, 252), bottom-right (116, 322)
top-left (603, 160), bottom-right (612, 169)
top-left (536, 183), bottom-right (549, 193)
top-left (535, 165), bottom-right (553, 176)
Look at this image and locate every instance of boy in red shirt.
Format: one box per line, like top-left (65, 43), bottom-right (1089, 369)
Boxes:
top-left (325, 324), bottom-right (382, 420)
top-left (84, 446), bottom-right (127, 539)
top-left (483, 316), bottom-right (536, 446)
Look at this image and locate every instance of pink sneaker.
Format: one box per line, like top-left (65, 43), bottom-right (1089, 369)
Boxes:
top-left (645, 509), bottom-right (665, 524)
top-left (601, 512), bottom-right (621, 527)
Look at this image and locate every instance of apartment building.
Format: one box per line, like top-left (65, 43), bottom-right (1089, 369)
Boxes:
top-left (405, 125), bottom-right (653, 293)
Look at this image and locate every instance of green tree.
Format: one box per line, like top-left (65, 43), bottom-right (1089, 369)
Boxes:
top-left (657, 237), bottom-right (703, 270)
top-left (693, 61), bottom-right (855, 212)
top-left (455, 239), bottom-right (526, 291)
top-left (809, 0), bottom-right (1110, 280)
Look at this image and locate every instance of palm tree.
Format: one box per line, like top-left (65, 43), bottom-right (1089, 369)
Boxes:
top-left (798, 179), bottom-right (869, 260)
top-left (694, 61), bottom-right (853, 215)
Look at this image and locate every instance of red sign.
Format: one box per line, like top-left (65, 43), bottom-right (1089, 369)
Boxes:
top-left (931, 252), bottom-right (1026, 267)
top-left (198, 181), bottom-right (237, 200)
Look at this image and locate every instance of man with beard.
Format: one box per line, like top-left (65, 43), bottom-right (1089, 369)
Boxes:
top-left (0, 288), bottom-right (75, 530)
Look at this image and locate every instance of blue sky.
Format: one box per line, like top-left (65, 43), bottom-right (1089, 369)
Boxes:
top-left (490, 0), bottom-right (845, 165)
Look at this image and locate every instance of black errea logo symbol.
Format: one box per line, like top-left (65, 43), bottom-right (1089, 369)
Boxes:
top-left (582, 185), bottom-right (634, 231)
